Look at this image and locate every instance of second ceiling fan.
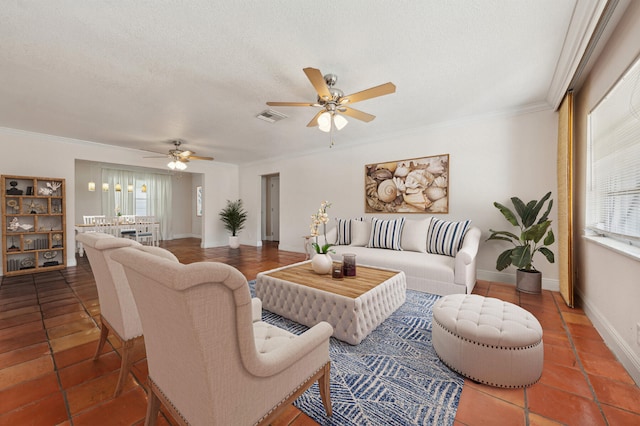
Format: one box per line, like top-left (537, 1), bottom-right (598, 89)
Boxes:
top-left (267, 67), bottom-right (396, 132)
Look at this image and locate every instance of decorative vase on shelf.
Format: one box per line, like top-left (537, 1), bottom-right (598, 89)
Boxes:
top-left (311, 253), bottom-right (333, 275)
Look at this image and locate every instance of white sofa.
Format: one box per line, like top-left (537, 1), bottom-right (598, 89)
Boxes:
top-left (320, 217), bottom-right (481, 296)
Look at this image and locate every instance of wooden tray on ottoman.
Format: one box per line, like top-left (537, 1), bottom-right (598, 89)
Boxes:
top-left (256, 261), bottom-right (406, 345)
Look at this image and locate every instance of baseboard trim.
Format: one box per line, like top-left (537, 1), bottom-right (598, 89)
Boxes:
top-left (278, 244), bottom-right (302, 253)
top-left (576, 287), bottom-right (640, 387)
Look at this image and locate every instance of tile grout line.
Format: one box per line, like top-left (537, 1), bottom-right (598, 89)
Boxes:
top-left (518, 290), bottom-right (531, 426)
top-left (33, 272), bottom-right (76, 426)
top-left (551, 292), bottom-right (610, 426)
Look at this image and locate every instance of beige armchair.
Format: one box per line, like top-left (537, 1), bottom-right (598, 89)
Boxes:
top-left (111, 247), bottom-right (333, 426)
top-left (76, 232), bottom-right (180, 397)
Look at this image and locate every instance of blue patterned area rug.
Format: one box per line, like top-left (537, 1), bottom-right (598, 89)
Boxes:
top-left (248, 281), bottom-right (463, 426)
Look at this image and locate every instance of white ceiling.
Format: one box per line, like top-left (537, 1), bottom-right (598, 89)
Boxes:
top-left (0, 1), bottom-right (612, 165)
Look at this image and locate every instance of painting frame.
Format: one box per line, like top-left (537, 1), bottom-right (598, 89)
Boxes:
top-left (196, 186), bottom-right (203, 217)
top-left (364, 154), bottom-right (449, 214)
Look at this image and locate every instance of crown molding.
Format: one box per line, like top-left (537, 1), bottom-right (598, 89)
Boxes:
top-left (547, 0), bottom-right (612, 110)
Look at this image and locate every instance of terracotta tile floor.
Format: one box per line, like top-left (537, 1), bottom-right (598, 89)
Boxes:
top-left (1, 239), bottom-right (639, 425)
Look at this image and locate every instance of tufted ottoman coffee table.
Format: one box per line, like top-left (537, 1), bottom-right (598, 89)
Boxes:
top-left (256, 261), bottom-right (406, 345)
top-left (432, 294), bottom-right (543, 388)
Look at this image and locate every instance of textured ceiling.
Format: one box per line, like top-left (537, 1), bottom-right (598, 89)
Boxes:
top-left (0, 1), bottom-right (609, 164)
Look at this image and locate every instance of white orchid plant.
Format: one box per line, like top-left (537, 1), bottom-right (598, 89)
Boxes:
top-left (310, 201), bottom-right (334, 254)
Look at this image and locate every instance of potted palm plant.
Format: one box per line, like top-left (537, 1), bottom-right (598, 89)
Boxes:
top-left (486, 192), bottom-right (555, 293)
top-left (219, 199), bottom-right (248, 249)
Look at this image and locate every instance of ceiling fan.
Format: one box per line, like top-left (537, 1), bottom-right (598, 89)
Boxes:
top-left (267, 67), bottom-right (396, 133)
top-left (146, 140), bottom-right (214, 170)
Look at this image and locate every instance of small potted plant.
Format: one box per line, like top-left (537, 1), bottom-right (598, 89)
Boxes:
top-left (309, 201), bottom-right (334, 274)
top-left (486, 192), bottom-right (555, 293)
top-left (219, 199), bottom-right (248, 249)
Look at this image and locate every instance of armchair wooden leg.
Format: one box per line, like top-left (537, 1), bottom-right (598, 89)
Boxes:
top-left (93, 316), bottom-right (110, 360)
top-left (318, 362), bottom-right (332, 417)
top-left (114, 338), bottom-right (135, 397)
top-left (144, 381), bottom-right (162, 426)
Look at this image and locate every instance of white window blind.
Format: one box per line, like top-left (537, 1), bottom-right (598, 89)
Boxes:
top-left (587, 55), bottom-right (640, 245)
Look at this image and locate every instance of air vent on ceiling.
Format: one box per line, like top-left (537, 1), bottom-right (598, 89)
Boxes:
top-left (256, 109), bottom-right (288, 123)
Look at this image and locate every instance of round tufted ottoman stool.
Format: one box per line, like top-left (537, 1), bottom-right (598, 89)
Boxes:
top-left (432, 294), bottom-right (543, 388)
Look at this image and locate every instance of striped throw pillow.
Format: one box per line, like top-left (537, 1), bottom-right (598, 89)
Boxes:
top-left (368, 217), bottom-right (406, 250)
top-left (427, 218), bottom-right (471, 256)
top-left (335, 218), bottom-right (352, 245)
top-left (335, 217), bottom-right (364, 245)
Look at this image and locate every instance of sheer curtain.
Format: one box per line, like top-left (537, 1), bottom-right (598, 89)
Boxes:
top-left (101, 168), bottom-right (172, 240)
top-left (101, 169), bottom-right (135, 217)
top-left (147, 173), bottom-right (172, 240)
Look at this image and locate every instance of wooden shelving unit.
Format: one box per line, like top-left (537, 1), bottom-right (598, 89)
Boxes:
top-left (2, 175), bottom-right (66, 277)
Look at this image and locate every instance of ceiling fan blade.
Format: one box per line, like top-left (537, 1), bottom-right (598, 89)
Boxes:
top-left (306, 109), bottom-right (325, 127)
top-left (188, 155), bottom-right (214, 161)
top-left (303, 67), bottom-right (332, 100)
top-left (341, 82), bottom-right (396, 104)
top-left (178, 150), bottom-right (193, 157)
top-left (266, 101), bottom-right (316, 107)
top-left (340, 107), bottom-right (376, 122)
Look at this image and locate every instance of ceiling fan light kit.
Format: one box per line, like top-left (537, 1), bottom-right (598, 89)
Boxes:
top-left (267, 67), bottom-right (395, 146)
top-left (167, 160), bottom-right (187, 170)
top-left (144, 140), bottom-right (214, 170)
top-left (318, 112), bottom-right (348, 133)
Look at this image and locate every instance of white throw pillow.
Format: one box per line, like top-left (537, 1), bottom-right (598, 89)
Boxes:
top-left (368, 217), bottom-right (406, 250)
top-left (427, 218), bottom-right (471, 256)
top-left (401, 217), bottom-right (432, 253)
top-left (350, 219), bottom-right (372, 246)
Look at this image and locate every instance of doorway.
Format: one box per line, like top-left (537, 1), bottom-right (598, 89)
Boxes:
top-left (262, 174), bottom-right (280, 241)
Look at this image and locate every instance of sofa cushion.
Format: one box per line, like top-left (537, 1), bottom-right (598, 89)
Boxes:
top-left (368, 217), bottom-right (405, 251)
top-left (401, 217), bottom-right (432, 253)
top-left (331, 245), bottom-right (456, 285)
top-left (427, 218), bottom-right (471, 256)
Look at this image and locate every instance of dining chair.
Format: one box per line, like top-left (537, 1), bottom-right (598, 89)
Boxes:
top-left (130, 221), bottom-right (154, 245)
top-left (83, 215), bottom-right (106, 224)
top-left (75, 232), bottom-right (180, 397)
top-left (119, 214), bottom-right (136, 223)
top-left (131, 216), bottom-right (157, 245)
top-left (111, 247), bottom-right (333, 426)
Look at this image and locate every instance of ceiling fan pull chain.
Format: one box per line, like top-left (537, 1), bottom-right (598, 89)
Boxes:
top-left (330, 115), bottom-right (335, 148)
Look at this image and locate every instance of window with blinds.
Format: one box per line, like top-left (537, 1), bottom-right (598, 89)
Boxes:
top-left (587, 55), bottom-right (640, 247)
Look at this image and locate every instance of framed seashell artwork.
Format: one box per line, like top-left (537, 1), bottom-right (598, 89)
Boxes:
top-left (364, 154), bottom-right (449, 213)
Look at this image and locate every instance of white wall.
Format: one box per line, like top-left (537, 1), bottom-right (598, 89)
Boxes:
top-left (574, 0), bottom-right (640, 386)
top-left (0, 128), bottom-right (239, 270)
top-left (171, 174), bottom-right (194, 238)
top-left (240, 108), bottom-right (560, 289)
